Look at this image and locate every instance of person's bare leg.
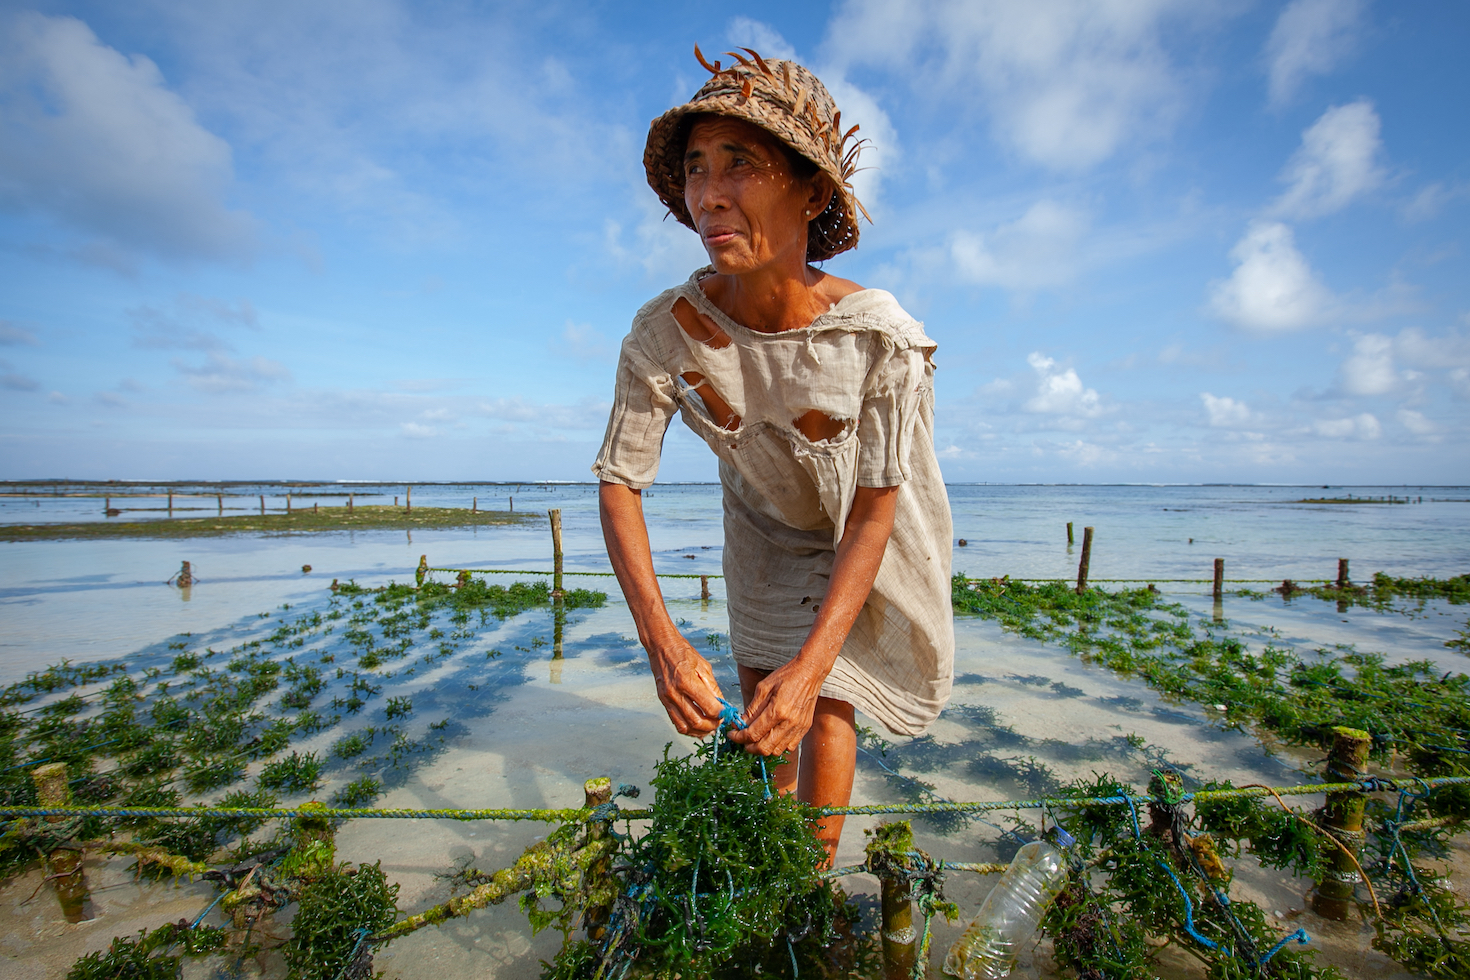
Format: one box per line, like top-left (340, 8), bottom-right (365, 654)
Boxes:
top-left (739, 664), bottom-right (857, 865)
top-left (797, 696), bottom-right (856, 866)
top-left (739, 664), bottom-right (798, 794)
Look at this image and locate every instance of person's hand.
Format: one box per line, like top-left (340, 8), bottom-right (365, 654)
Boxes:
top-left (727, 657), bottom-right (825, 756)
top-left (646, 634), bottom-right (725, 737)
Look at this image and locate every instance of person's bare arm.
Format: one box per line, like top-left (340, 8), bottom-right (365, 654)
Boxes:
top-left (728, 485), bottom-right (898, 755)
top-left (599, 481), bottom-right (724, 736)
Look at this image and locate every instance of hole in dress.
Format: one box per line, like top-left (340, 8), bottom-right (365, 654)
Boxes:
top-left (672, 297), bottom-right (732, 349)
top-left (680, 371), bottom-right (741, 431)
top-left (792, 409), bottom-right (847, 443)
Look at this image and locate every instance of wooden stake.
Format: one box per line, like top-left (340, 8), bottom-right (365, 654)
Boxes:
top-left (700, 575), bottom-right (710, 601)
top-left (472, 497), bottom-right (477, 512)
top-left (1067, 521), bottom-right (1074, 545)
top-left (1337, 558), bottom-right (1350, 588)
top-left (313, 502), bottom-right (318, 514)
top-left (509, 495), bottom-right (514, 512)
top-left (217, 493), bottom-right (223, 515)
top-left (259, 494), bottom-right (265, 515)
top-left (1075, 526), bottom-right (1094, 594)
top-left (1311, 727), bottom-right (1371, 920)
top-left (348, 493), bottom-right (354, 514)
top-left (549, 508), bottom-right (564, 596)
top-left (32, 763), bottom-right (89, 922)
top-left (870, 822), bottom-right (916, 980)
top-left (287, 493), bottom-right (292, 515)
top-left (104, 496), bottom-right (109, 513)
top-left (406, 485), bottom-right (411, 514)
top-left (177, 561), bottom-right (193, 588)
top-left (1212, 558), bottom-right (1224, 600)
top-left (168, 491), bottom-right (174, 516)
top-left (582, 778), bottom-right (613, 937)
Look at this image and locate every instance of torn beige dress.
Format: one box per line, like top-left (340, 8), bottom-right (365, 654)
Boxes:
top-left (592, 268), bottom-right (954, 736)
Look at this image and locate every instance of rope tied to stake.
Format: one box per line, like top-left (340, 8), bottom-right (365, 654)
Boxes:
top-left (711, 696), bottom-right (771, 798)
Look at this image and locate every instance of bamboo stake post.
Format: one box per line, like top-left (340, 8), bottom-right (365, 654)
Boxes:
top-left (1212, 558), bottom-right (1225, 600)
top-left (406, 485), bottom-right (411, 514)
top-left (1067, 521), bottom-right (1074, 545)
top-left (582, 777), bottom-right (613, 938)
top-left (1311, 726), bottom-right (1371, 920)
top-left (287, 493), bottom-right (292, 515)
top-left (1337, 558), bottom-right (1350, 588)
top-left (348, 493), bottom-right (354, 514)
top-left (700, 575), bottom-right (710, 601)
top-left (1075, 526), bottom-right (1094, 594)
top-left (509, 495), bottom-right (514, 512)
top-left (551, 590), bottom-right (565, 685)
top-left (217, 493), bottom-right (223, 515)
top-left (313, 502), bottom-right (318, 514)
top-left (104, 496), bottom-right (109, 513)
top-left (868, 822), bottom-right (917, 980)
top-left (31, 763), bottom-right (89, 922)
top-left (549, 508), bottom-right (564, 596)
top-left (259, 495), bottom-right (265, 516)
top-left (472, 497), bottom-right (477, 513)
top-left (168, 491), bottom-right (174, 516)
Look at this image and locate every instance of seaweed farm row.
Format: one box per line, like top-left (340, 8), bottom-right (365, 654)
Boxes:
top-left (1, 559), bottom-right (1467, 978)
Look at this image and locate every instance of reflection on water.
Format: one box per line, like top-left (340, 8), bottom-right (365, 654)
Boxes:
top-left (1, 484), bottom-right (1465, 977)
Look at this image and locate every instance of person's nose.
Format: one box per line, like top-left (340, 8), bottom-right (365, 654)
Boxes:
top-left (695, 168), bottom-right (732, 215)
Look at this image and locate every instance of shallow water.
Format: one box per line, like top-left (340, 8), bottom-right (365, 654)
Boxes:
top-left (1, 484), bottom-right (1466, 978)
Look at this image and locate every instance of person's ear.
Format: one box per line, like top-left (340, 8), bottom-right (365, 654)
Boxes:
top-left (806, 174), bottom-right (835, 219)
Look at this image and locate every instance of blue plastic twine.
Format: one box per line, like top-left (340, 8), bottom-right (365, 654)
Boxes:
top-left (713, 697), bottom-right (772, 798)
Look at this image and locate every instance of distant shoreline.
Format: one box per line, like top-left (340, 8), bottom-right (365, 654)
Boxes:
top-left (0, 505), bottom-right (531, 542)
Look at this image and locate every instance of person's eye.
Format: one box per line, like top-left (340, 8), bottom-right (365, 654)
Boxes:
top-left (685, 162), bottom-right (705, 176)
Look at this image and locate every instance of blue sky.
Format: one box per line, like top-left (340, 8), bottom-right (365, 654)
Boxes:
top-left (1, 1), bottom-right (1466, 484)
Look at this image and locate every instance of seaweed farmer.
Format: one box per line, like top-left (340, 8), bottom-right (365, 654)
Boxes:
top-left (594, 47), bottom-right (954, 862)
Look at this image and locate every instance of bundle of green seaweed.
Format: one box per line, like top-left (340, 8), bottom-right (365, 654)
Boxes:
top-left (951, 575), bottom-right (1470, 802)
top-left (1042, 772), bottom-right (1342, 980)
top-left (543, 738), bottom-right (873, 980)
top-left (0, 575), bottom-right (604, 884)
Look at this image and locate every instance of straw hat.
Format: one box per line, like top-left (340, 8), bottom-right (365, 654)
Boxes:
top-left (644, 46), bottom-right (870, 262)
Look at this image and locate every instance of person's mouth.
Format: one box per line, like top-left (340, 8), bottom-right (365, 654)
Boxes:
top-left (702, 225), bottom-right (741, 248)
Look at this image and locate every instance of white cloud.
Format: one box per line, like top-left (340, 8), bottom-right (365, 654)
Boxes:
top-left (1200, 393), bottom-right (1251, 427)
top-left (1336, 333), bottom-right (1397, 396)
top-left (1312, 412), bottom-right (1380, 440)
top-left (172, 352), bottom-right (290, 393)
top-left (560, 321), bottom-right (614, 363)
top-left (1265, 0), bottom-right (1367, 106)
top-left (1396, 408), bottom-right (1435, 436)
top-left (1023, 352), bottom-right (1102, 417)
top-left (1401, 181), bottom-right (1470, 223)
top-left (399, 422), bottom-right (438, 439)
top-left (828, 0), bottom-right (1200, 170)
top-left (0, 13), bottom-right (255, 261)
top-left (951, 201), bottom-right (1088, 290)
top-left (727, 17), bottom-right (798, 60)
top-left (1272, 101), bottom-right (1384, 219)
top-left (0, 321), bottom-right (39, 346)
top-left (1209, 221), bottom-right (1333, 332)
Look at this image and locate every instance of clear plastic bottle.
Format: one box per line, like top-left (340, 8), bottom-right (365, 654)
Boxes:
top-left (943, 827), bottom-right (1076, 979)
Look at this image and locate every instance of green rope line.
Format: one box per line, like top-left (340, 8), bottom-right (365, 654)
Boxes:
top-left (6, 776), bottom-right (1463, 823)
top-left (428, 568), bottom-right (1331, 585)
top-left (427, 567), bottom-right (722, 580)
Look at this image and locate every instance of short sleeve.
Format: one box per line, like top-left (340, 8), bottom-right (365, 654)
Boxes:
top-left (855, 341), bottom-right (933, 488)
top-left (590, 327), bottom-right (678, 490)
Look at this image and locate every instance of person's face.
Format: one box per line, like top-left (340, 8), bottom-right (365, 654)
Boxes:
top-left (682, 116), bottom-right (825, 275)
